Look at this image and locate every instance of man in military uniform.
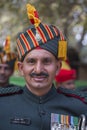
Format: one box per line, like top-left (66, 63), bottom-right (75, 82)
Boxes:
top-left (0, 36), bottom-right (17, 87)
top-left (0, 3), bottom-right (87, 130)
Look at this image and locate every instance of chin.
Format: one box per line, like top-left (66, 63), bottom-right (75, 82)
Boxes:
top-left (33, 83), bottom-right (47, 89)
top-left (34, 84), bottom-right (44, 88)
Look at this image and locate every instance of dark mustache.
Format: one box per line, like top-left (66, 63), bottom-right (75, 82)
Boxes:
top-left (30, 72), bottom-right (49, 77)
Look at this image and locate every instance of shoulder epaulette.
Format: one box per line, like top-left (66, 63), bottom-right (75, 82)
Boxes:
top-left (0, 86), bottom-right (23, 97)
top-left (57, 87), bottom-right (87, 104)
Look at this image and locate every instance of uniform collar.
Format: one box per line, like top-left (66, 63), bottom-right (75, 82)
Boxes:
top-left (23, 84), bottom-right (57, 103)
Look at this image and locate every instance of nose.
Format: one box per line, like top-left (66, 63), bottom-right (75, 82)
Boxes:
top-left (34, 61), bottom-right (43, 74)
top-left (0, 68), bottom-right (5, 74)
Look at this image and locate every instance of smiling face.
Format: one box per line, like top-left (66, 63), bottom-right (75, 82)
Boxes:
top-left (18, 49), bottom-right (61, 96)
top-left (0, 64), bottom-right (13, 87)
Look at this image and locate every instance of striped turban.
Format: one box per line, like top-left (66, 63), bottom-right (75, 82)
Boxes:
top-left (16, 4), bottom-right (67, 61)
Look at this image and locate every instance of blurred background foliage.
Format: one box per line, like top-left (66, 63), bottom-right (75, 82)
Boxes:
top-left (0, 0), bottom-right (87, 80)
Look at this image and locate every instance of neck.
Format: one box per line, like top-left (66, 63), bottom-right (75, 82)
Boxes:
top-left (26, 84), bottom-right (52, 96)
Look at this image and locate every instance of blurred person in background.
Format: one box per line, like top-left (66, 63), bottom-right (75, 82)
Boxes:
top-left (55, 60), bottom-right (77, 90)
top-left (0, 36), bottom-right (17, 87)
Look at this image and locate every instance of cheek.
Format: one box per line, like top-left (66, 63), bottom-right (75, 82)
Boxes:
top-left (22, 65), bottom-right (32, 75)
top-left (47, 65), bottom-right (57, 76)
top-left (6, 71), bottom-right (12, 76)
top-left (23, 67), bottom-right (29, 75)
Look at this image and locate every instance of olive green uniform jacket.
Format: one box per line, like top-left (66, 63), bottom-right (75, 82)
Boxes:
top-left (0, 85), bottom-right (87, 130)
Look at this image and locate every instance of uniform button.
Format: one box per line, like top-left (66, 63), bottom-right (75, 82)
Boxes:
top-left (39, 97), bottom-right (43, 103)
top-left (39, 110), bottom-right (46, 116)
top-left (39, 101), bottom-right (42, 103)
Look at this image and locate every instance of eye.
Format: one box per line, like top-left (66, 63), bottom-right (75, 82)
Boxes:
top-left (4, 67), bottom-right (11, 71)
top-left (43, 58), bottom-right (52, 65)
top-left (26, 58), bottom-right (36, 64)
top-left (67, 81), bottom-right (75, 85)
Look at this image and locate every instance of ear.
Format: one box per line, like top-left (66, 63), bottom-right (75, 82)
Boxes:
top-left (17, 61), bottom-right (24, 76)
top-left (56, 60), bottom-right (61, 76)
top-left (9, 69), bottom-right (14, 76)
top-left (8, 69), bottom-right (14, 77)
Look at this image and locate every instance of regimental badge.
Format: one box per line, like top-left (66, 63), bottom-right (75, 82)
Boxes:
top-left (3, 55), bottom-right (7, 62)
top-left (35, 30), bottom-right (41, 42)
top-left (51, 113), bottom-right (79, 130)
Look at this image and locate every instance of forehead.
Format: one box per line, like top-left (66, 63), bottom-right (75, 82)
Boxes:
top-left (24, 49), bottom-right (56, 59)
